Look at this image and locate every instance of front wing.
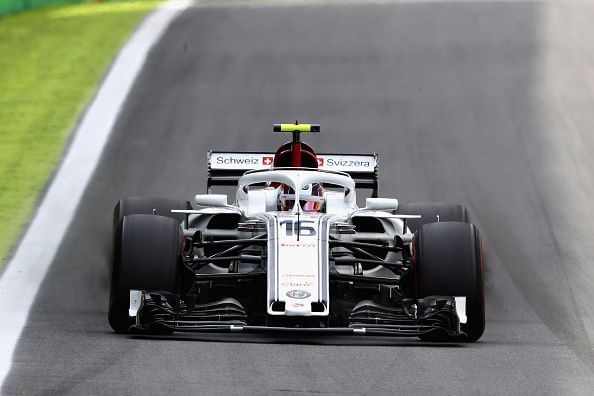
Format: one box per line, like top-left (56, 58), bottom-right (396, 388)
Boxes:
top-left (128, 288), bottom-right (467, 338)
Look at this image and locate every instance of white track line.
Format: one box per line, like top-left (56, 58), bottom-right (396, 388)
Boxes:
top-left (0, 0), bottom-right (191, 388)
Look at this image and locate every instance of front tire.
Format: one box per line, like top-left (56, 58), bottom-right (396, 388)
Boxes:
top-left (108, 214), bottom-right (183, 333)
top-left (398, 202), bottom-right (469, 233)
top-left (113, 197), bottom-right (192, 232)
top-left (415, 221), bottom-right (484, 342)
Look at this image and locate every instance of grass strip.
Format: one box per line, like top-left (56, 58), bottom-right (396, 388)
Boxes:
top-left (0, 0), bottom-right (162, 266)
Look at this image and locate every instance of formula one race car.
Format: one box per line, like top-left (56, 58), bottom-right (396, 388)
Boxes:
top-left (108, 123), bottom-right (484, 342)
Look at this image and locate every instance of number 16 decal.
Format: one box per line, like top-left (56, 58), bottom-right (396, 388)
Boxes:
top-left (279, 220), bottom-right (316, 236)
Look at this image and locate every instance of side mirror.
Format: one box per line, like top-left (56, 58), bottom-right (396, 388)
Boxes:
top-left (364, 198), bottom-right (399, 211)
top-left (194, 194), bottom-right (229, 207)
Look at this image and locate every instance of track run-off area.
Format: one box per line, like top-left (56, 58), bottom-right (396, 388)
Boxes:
top-left (2, 0), bottom-right (594, 394)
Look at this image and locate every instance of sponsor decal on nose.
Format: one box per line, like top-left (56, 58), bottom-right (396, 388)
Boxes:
top-left (286, 290), bottom-right (311, 299)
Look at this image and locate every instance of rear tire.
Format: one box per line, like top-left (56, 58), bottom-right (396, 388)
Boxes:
top-left (113, 197), bottom-right (192, 232)
top-left (398, 202), bottom-right (469, 233)
top-left (415, 222), bottom-right (484, 342)
top-left (108, 214), bottom-right (183, 333)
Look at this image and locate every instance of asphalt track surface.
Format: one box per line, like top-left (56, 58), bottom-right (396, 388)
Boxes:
top-left (4, 0), bottom-right (594, 394)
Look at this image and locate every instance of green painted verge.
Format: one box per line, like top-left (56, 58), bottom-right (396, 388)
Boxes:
top-left (0, 0), bottom-right (162, 267)
top-left (1, 1), bottom-right (83, 17)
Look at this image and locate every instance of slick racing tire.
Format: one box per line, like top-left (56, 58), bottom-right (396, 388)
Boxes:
top-left (397, 202), bottom-right (469, 233)
top-left (108, 214), bottom-right (183, 333)
top-left (415, 222), bottom-right (484, 342)
top-left (113, 197), bottom-right (192, 232)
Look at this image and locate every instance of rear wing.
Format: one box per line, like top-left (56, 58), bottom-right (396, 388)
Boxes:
top-left (207, 151), bottom-right (379, 197)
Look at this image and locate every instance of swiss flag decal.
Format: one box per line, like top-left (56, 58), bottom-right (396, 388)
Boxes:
top-left (262, 156), bottom-right (274, 166)
top-left (317, 157), bottom-right (324, 166)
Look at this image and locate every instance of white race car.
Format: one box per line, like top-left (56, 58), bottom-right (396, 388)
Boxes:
top-left (108, 123), bottom-right (484, 342)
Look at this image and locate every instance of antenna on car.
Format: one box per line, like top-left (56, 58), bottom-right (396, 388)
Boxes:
top-left (273, 121), bottom-right (320, 168)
